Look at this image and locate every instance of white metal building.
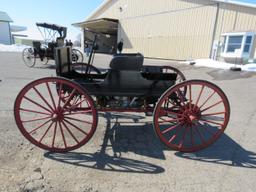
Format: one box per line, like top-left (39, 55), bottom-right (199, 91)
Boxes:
top-left (0, 11), bottom-right (27, 45)
top-left (75, 0), bottom-right (256, 63)
top-left (0, 11), bottom-right (13, 45)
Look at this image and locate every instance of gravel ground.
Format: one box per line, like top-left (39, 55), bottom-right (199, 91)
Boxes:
top-left (0, 52), bottom-right (256, 192)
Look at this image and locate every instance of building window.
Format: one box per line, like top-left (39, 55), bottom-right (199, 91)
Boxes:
top-left (221, 32), bottom-right (255, 59)
top-left (227, 36), bottom-right (243, 53)
top-left (243, 36), bottom-right (252, 53)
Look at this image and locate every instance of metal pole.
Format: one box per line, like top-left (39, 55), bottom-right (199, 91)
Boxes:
top-left (86, 34), bottom-right (97, 74)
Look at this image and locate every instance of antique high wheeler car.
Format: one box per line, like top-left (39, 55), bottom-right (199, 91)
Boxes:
top-left (14, 30), bottom-right (230, 153)
top-left (22, 22), bottom-right (83, 67)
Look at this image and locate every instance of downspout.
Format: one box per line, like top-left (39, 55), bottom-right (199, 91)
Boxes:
top-left (8, 22), bottom-right (12, 44)
top-left (209, 3), bottom-right (220, 58)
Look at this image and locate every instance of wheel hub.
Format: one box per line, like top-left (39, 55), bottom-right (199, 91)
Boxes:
top-left (189, 114), bottom-right (198, 123)
top-left (52, 107), bottom-right (64, 122)
top-left (179, 104), bottom-right (201, 126)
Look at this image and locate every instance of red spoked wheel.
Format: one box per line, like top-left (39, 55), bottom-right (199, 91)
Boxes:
top-left (153, 80), bottom-right (230, 152)
top-left (14, 77), bottom-right (98, 152)
top-left (161, 66), bottom-right (186, 84)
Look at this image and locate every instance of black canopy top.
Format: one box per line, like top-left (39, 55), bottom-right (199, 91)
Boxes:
top-left (36, 22), bottom-right (67, 38)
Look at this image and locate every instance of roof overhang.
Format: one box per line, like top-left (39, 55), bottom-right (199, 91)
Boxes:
top-left (221, 31), bottom-right (256, 36)
top-left (0, 11), bottom-right (13, 22)
top-left (213, 0), bottom-right (256, 9)
top-left (84, 0), bottom-right (256, 21)
top-left (85, 0), bottom-right (112, 21)
top-left (10, 25), bottom-right (27, 32)
top-left (72, 18), bottom-right (118, 35)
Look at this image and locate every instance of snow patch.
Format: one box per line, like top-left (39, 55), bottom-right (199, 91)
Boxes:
top-left (180, 59), bottom-right (256, 72)
top-left (1, 46), bottom-right (256, 72)
top-left (0, 44), bottom-right (30, 52)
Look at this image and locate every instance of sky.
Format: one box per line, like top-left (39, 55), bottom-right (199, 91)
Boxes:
top-left (1, 0), bottom-right (255, 41)
top-left (235, 0), bottom-right (256, 3)
top-left (0, 0), bottom-right (104, 41)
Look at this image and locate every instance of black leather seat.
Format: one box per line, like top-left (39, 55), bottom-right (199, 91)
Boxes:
top-left (110, 53), bottom-right (144, 71)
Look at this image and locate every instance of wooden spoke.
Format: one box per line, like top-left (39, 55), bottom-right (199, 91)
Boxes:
top-left (193, 126), bottom-right (206, 145)
top-left (29, 118), bottom-right (52, 134)
top-left (201, 111), bottom-right (226, 116)
top-left (194, 85), bottom-right (205, 107)
top-left (57, 83), bottom-right (63, 107)
top-left (63, 119), bottom-right (88, 136)
top-left (178, 125), bottom-right (189, 148)
top-left (20, 108), bottom-right (50, 116)
top-left (199, 119), bottom-right (224, 126)
top-left (61, 121), bottom-right (80, 144)
top-left (24, 96), bottom-right (52, 113)
top-left (59, 121), bottom-right (67, 148)
top-left (199, 91), bottom-right (216, 109)
top-left (153, 80), bottom-right (230, 152)
top-left (162, 124), bottom-right (180, 134)
top-left (39, 121), bottom-right (54, 143)
top-left (201, 100), bottom-right (223, 113)
top-left (64, 116), bottom-right (92, 125)
top-left (63, 89), bottom-right (77, 108)
top-left (51, 122), bottom-right (57, 148)
top-left (33, 86), bottom-right (54, 111)
top-left (14, 77), bottom-right (98, 152)
top-left (45, 82), bottom-right (57, 110)
top-left (158, 117), bottom-right (183, 124)
top-left (22, 116), bottom-right (52, 123)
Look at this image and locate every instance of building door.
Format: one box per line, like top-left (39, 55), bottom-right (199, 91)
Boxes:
top-left (77, 18), bottom-right (118, 54)
top-left (84, 29), bottom-right (117, 54)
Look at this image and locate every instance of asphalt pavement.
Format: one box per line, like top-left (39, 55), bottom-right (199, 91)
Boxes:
top-left (0, 52), bottom-right (256, 192)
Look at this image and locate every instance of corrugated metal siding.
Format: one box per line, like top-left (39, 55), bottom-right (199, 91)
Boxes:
top-left (94, 0), bottom-right (218, 60)
top-left (90, 0), bottom-right (256, 60)
top-left (94, 0), bottom-right (214, 20)
top-left (215, 4), bottom-right (256, 41)
top-left (117, 4), bottom-right (217, 60)
top-left (213, 4), bottom-right (256, 60)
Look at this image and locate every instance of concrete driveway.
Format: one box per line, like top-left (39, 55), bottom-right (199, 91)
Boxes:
top-left (0, 52), bottom-right (255, 192)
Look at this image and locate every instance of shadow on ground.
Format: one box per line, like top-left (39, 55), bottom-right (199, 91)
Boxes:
top-left (175, 132), bottom-right (256, 168)
top-left (44, 112), bottom-right (166, 174)
top-left (45, 112), bottom-right (256, 173)
top-left (44, 152), bottom-right (165, 174)
top-left (33, 64), bottom-right (56, 70)
top-left (208, 69), bottom-right (256, 80)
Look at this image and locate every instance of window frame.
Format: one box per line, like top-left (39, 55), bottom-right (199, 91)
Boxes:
top-left (243, 36), bottom-right (253, 53)
top-left (221, 32), bottom-right (255, 58)
top-left (226, 35), bottom-right (243, 53)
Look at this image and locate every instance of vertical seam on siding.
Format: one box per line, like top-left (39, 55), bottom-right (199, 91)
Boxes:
top-left (209, 3), bottom-right (220, 58)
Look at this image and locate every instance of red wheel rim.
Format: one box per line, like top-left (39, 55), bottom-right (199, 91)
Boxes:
top-left (14, 77), bottom-right (98, 152)
top-left (161, 66), bottom-right (186, 84)
top-left (161, 66), bottom-right (186, 96)
top-left (153, 80), bottom-right (230, 152)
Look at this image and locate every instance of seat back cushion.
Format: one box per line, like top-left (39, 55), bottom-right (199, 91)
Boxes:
top-left (110, 53), bottom-right (144, 71)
